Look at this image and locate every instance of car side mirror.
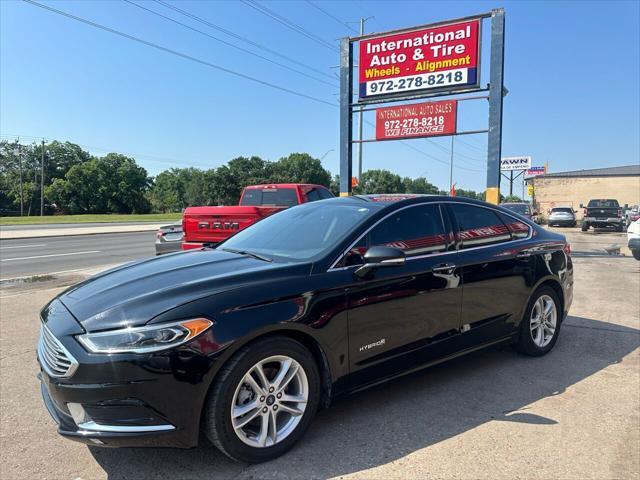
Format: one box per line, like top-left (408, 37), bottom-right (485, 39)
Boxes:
top-left (354, 246), bottom-right (406, 278)
top-left (533, 211), bottom-right (539, 216)
top-left (579, 203), bottom-right (584, 208)
top-left (574, 209), bottom-right (578, 213)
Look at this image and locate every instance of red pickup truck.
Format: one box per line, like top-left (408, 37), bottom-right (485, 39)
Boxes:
top-left (182, 183), bottom-right (333, 250)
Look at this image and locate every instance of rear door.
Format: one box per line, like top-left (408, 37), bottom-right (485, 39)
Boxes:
top-left (344, 203), bottom-right (462, 382)
top-left (448, 203), bottom-right (533, 341)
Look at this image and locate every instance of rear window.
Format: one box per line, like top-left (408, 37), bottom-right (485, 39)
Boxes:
top-left (587, 199), bottom-right (619, 208)
top-left (241, 188), bottom-right (298, 207)
top-left (501, 204), bottom-right (530, 215)
top-left (552, 208), bottom-right (573, 213)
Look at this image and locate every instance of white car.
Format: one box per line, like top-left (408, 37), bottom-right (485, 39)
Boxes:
top-left (627, 219), bottom-right (640, 260)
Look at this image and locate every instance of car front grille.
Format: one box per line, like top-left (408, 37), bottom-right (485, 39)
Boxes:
top-left (38, 324), bottom-right (78, 378)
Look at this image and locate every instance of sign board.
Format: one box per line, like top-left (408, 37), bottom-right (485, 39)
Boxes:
top-left (500, 156), bottom-right (532, 171)
top-left (376, 100), bottom-right (457, 140)
top-left (359, 19), bottom-right (481, 99)
top-left (525, 166), bottom-right (546, 177)
top-left (527, 184), bottom-right (535, 196)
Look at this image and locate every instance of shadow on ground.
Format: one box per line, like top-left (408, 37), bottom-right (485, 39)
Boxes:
top-left (89, 315), bottom-right (639, 479)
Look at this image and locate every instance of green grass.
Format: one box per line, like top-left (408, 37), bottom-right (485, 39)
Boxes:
top-left (0, 213), bottom-right (182, 225)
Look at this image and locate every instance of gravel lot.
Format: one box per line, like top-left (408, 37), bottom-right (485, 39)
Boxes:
top-left (1, 228), bottom-right (638, 480)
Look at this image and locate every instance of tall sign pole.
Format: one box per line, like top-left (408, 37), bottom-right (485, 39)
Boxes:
top-left (339, 37), bottom-right (353, 196)
top-left (485, 8), bottom-right (505, 205)
top-left (41, 139), bottom-right (45, 216)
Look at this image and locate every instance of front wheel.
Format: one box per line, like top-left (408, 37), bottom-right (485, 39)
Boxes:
top-left (632, 249), bottom-right (640, 261)
top-left (203, 336), bottom-right (320, 463)
top-left (515, 286), bottom-right (562, 356)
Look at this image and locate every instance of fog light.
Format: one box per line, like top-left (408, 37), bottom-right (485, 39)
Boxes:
top-left (67, 402), bottom-right (90, 425)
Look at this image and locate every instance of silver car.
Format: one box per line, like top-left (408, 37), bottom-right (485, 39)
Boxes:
top-left (155, 223), bottom-right (183, 255)
top-left (548, 207), bottom-right (577, 227)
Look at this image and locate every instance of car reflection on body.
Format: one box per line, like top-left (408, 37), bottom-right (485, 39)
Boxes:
top-left (37, 195), bottom-right (573, 463)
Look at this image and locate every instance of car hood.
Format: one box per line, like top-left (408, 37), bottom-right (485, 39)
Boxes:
top-left (57, 249), bottom-right (310, 332)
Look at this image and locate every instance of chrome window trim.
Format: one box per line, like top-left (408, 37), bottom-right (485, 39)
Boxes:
top-left (327, 200), bottom-right (534, 272)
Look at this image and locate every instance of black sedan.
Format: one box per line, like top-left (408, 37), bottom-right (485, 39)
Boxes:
top-left (37, 195), bottom-right (573, 463)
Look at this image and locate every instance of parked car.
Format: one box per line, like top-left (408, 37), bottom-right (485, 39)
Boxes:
top-left (37, 195), bottom-right (573, 463)
top-left (154, 223), bottom-right (183, 255)
top-left (580, 199), bottom-right (625, 232)
top-left (628, 219), bottom-right (640, 260)
top-left (625, 205), bottom-right (640, 227)
top-left (182, 183), bottom-right (333, 250)
top-left (548, 207), bottom-right (577, 227)
top-left (500, 202), bottom-right (538, 223)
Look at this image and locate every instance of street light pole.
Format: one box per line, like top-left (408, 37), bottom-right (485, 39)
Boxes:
top-left (17, 145), bottom-right (24, 216)
top-left (41, 139), bottom-right (45, 216)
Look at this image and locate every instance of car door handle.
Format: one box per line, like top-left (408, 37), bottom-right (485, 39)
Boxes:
top-left (432, 263), bottom-right (456, 275)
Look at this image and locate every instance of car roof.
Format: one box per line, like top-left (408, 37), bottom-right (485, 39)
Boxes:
top-left (500, 202), bottom-right (529, 206)
top-left (325, 194), bottom-right (497, 209)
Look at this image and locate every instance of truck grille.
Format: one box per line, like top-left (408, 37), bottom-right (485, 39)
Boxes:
top-left (38, 324), bottom-right (78, 378)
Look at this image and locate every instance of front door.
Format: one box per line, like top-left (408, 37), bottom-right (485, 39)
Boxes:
top-left (344, 203), bottom-right (462, 384)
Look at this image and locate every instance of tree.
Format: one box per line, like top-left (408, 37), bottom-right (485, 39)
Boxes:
top-left (273, 153), bottom-right (331, 186)
top-left (503, 194), bottom-right (524, 203)
top-left (46, 154), bottom-right (150, 214)
top-left (403, 176), bottom-right (440, 194)
top-left (359, 169), bottom-right (404, 194)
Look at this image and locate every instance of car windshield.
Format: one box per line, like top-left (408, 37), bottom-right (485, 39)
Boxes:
top-left (501, 204), bottom-right (529, 215)
top-left (552, 208), bottom-right (573, 213)
top-left (588, 199), bottom-right (619, 208)
top-left (219, 201), bottom-right (374, 261)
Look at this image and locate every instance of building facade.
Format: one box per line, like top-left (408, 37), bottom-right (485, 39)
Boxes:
top-left (530, 165), bottom-right (640, 220)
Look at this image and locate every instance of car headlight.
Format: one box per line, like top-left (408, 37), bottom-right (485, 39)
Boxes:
top-left (77, 318), bottom-right (213, 354)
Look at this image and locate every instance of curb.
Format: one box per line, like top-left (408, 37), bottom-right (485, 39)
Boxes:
top-left (1, 226), bottom-right (162, 241)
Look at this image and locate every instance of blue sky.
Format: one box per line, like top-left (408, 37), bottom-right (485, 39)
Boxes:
top-left (1, 0), bottom-right (639, 196)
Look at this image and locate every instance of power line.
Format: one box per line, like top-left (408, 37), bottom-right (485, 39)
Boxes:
top-left (422, 137), bottom-right (486, 165)
top-left (22, 0), bottom-right (337, 107)
top-left (153, 0), bottom-right (337, 81)
top-left (124, 0), bottom-right (336, 88)
top-left (304, 0), bottom-right (359, 34)
top-left (1, 133), bottom-right (216, 169)
top-left (362, 120), bottom-right (483, 173)
top-left (240, 0), bottom-right (339, 52)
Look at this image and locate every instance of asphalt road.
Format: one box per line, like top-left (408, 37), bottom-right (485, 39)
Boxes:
top-left (0, 221), bottom-right (166, 232)
top-left (0, 232), bottom-right (156, 279)
top-left (0, 229), bottom-right (638, 479)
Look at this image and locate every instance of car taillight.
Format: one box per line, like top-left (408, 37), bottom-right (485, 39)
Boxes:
top-left (563, 243), bottom-right (571, 255)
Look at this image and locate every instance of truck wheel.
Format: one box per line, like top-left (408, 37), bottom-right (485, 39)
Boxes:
top-left (203, 336), bottom-right (320, 463)
top-left (581, 223), bottom-right (589, 232)
top-left (632, 250), bottom-right (640, 261)
top-left (617, 224), bottom-right (625, 232)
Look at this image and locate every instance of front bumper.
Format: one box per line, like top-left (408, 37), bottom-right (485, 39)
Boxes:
top-left (37, 302), bottom-right (220, 448)
top-left (629, 238), bottom-right (640, 250)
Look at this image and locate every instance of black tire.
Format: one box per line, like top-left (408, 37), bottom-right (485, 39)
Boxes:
top-left (617, 224), bottom-right (625, 232)
top-left (581, 223), bottom-right (589, 232)
top-left (515, 286), bottom-right (562, 357)
top-left (632, 250), bottom-right (640, 261)
top-left (203, 336), bottom-right (320, 463)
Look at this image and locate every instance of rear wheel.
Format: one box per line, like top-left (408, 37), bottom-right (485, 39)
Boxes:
top-left (203, 336), bottom-right (320, 463)
top-left (632, 250), bottom-right (640, 261)
top-left (581, 223), bottom-right (589, 232)
top-left (515, 286), bottom-right (562, 356)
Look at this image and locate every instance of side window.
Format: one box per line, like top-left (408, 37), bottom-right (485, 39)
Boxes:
top-left (305, 189), bottom-right (321, 202)
top-left (498, 212), bottom-right (531, 239)
top-left (318, 188), bottom-right (334, 200)
top-left (450, 204), bottom-right (512, 249)
top-left (368, 204), bottom-right (448, 256)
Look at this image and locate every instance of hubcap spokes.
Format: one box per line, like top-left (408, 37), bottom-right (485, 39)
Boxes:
top-left (530, 295), bottom-right (557, 348)
top-left (231, 355), bottom-right (308, 448)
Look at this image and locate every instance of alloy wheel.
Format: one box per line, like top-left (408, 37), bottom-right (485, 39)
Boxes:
top-left (230, 355), bottom-right (308, 448)
top-left (530, 294), bottom-right (557, 348)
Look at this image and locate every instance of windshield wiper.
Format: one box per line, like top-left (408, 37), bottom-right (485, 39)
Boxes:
top-left (221, 248), bottom-right (273, 262)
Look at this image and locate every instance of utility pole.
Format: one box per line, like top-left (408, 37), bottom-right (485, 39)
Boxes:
top-left (449, 135), bottom-right (454, 195)
top-left (41, 139), bottom-right (45, 216)
top-left (17, 145), bottom-right (24, 216)
top-left (356, 16), bottom-right (374, 182)
top-left (509, 170), bottom-right (513, 196)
